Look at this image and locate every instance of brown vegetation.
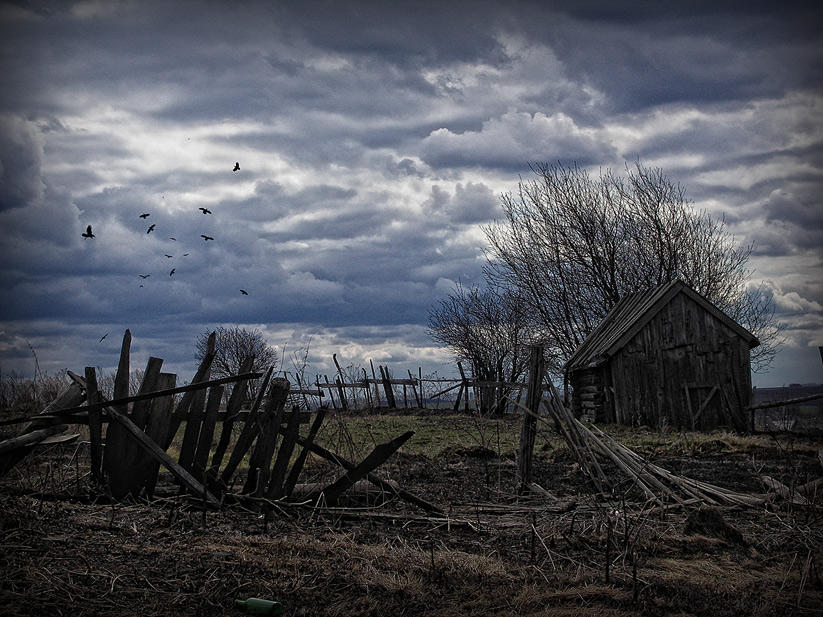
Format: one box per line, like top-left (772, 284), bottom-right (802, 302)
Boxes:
top-left (1, 374), bottom-right (821, 616)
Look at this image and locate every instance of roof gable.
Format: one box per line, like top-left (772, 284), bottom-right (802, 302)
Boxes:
top-left (564, 280), bottom-right (760, 371)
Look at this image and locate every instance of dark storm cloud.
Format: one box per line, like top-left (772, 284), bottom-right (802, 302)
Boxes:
top-left (0, 0), bottom-right (820, 386)
top-left (531, 1), bottom-right (823, 113)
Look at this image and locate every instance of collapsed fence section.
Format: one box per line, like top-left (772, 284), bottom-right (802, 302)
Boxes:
top-left (0, 330), bottom-right (441, 514)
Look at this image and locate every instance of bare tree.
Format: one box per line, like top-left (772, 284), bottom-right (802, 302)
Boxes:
top-left (427, 282), bottom-right (532, 414)
top-left (195, 326), bottom-right (278, 400)
top-left (483, 161), bottom-right (781, 372)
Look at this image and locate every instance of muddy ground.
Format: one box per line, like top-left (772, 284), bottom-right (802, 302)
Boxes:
top-left (1, 410), bottom-right (821, 617)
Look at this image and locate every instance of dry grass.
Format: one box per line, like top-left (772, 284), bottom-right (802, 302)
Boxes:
top-left (2, 384), bottom-right (822, 616)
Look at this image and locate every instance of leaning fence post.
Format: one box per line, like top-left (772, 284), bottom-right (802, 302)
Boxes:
top-left (83, 367), bottom-right (104, 485)
top-left (333, 354), bottom-right (349, 410)
top-left (380, 366), bottom-right (396, 408)
top-left (516, 345), bottom-right (545, 495)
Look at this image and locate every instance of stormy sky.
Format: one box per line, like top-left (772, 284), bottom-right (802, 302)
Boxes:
top-left (1, 0), bottom-right (821, 388)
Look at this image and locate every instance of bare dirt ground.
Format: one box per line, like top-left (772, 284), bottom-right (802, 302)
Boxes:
top-left (1, 410), bottom-right (821, 617)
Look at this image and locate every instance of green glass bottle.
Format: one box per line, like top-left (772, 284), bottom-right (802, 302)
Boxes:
top-left (235, 597), bottom-right (283, 616)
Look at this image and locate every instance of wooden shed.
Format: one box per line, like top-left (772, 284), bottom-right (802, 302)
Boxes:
top-left (563, 280), bottom-right (759, 431)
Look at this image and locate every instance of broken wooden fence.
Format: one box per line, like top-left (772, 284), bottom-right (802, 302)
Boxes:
top-left (508, 363), bottom-right (815, 509)
top-left (0, 330), bottom-right (440, 514)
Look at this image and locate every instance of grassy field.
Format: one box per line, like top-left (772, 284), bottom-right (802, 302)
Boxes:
top-left (2, 374), bottom-right (822, 616)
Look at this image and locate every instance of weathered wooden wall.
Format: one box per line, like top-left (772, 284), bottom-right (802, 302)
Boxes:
top-left (604, 291), bottom-right (752, 430)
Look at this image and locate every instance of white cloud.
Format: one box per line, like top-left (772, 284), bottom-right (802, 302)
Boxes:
top-left (421, 108), bottom-right (615, 168)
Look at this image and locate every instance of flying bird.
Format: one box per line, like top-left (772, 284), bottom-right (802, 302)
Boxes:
top-left (169, 237), bottom-right (176, 241)
top-left (233, 162), bottom-right (240, 171)
top-left (183, 253), bottom-right (189, 256)
top-left (139, 274), bottom-right (150, 279)
top-left (139, 213), bottom-right (150, 219)
top-left (165, 254), bottom-right (173, 258)
top-left (99, 333), bottom-right (108, 343)
top-left (240, 289), bottom-right (248, 295)
top-left (169, 268), bottom-right (175, 276)
top-left (146, 224), bottom-right (156, 234)
top-left (199, 207), bottom-right (212, 214)
top-left (201, 235), bottom-right (214, 241)
top-left (82, 225), bottom-right (95, 238)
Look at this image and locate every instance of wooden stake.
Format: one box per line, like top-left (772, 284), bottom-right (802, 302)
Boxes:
top-left (192, 385), bottom-right (223, 480)
top-left (217, 368), bottom-right (273, 491)
top-left (516, 346), bottom-right (544, 494)
top-left (209, 356), bottom-right (254, 476)
top-left (265, 404), bottom-right (303, 500)
top-left (140, 372), bottom-right (177, 498)
top-left (103, 330), bottom-right (131, 487)
top-left (164, 332), bottom-right (215, 447)
top-left (83, 367), bottom-right (104, 484)
top-left (332, 354), bottom-right (348, 410)
top-left (104, 404), bottom-right (220, 508)
top-left (243, 378), bottom-right (289, 497)
top-left (283, 407), bottom-right (327, 498)
top-left (107, 357), bottom-right (163, 500)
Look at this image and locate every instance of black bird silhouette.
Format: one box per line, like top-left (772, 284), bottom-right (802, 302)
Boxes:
top-left (233, 162), bottom-right (240, 171)
top-left (82, 225), bottom-right (95, 238)
top-left (165, 254), bottom-right (173, 258)
top-left (183, 253), bottom-right (189, 256)
top-left (169, 268), bottom-right (175, 276)
top-left (199, 207), bottom-right (212, 214)
top-left (139, 274), bottom-right (150, 279)
top-left (99, 333), bottom-right (108, 342)
top-left (139, 213), bottom-right (150, 219)
top-left (146, 224), bottom-right (156, 234)
top-left (139, 284), bottom-right (144, 288)
top-left (201, 235), bottom-right (214, 241)
top-left (240, 289), bottom-right (248, 295)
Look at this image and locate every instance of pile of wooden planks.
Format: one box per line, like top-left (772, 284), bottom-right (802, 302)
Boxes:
top-left (517, 376), bottom-right (817, 509)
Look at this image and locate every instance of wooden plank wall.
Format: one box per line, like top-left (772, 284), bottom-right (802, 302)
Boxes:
top-left (573, 292), bottom-right (753, 430)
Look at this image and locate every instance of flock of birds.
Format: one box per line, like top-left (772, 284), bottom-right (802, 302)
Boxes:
top-left (83, 162), bottom-right (248, 298)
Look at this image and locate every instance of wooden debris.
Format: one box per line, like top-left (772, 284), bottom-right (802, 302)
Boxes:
top-left (282, 406), bottom-right (327, 498)
top-left (284, 428), bottom-right (443, 515)
top-left (265, 404), bottom-right (303, 500)
top-left (209, 356), bottom-right (254, 476)
top-left (0, 424), bottom-right (68, 456)
top-left (516, 345), bottom-right (545, 494)
top-left (244, 378), bottom-right (290, 498)
top-left (761, 475), bottom-right (808, 505)
top-left (103, 403), bottom-right (220, 508)
top-left (314, 431), bottom-right (414, 507)
top-left (216, 368), bottom-right (274, 492)
top-left (107, 357), bottom-right (164, 500)
top-left (532, 378), bottom-right (774, 509)
top-left (1, 379), bottom-right (84, 478)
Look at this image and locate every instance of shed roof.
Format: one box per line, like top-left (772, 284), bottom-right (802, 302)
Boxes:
top-left (564, 280), bottom-right (759, 372)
